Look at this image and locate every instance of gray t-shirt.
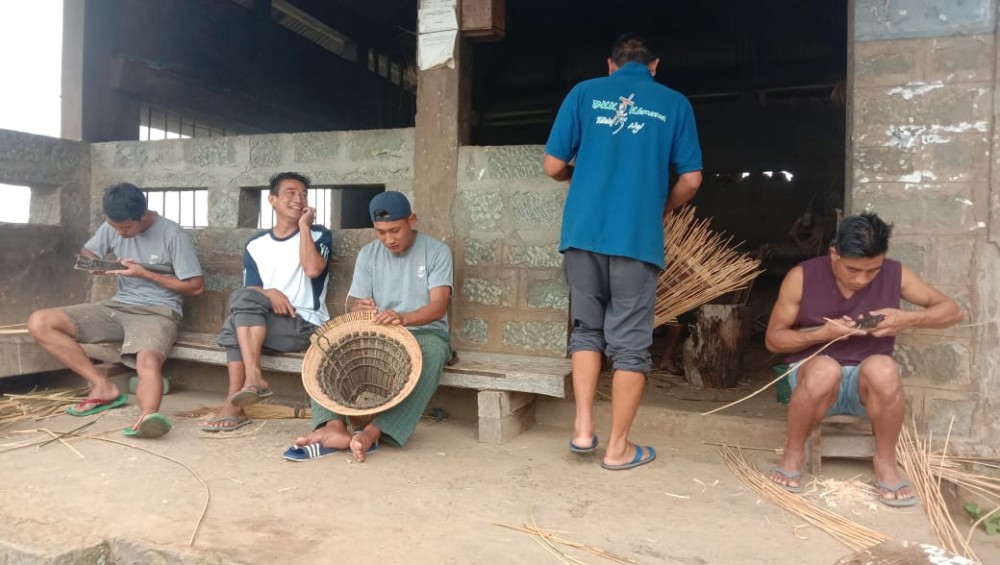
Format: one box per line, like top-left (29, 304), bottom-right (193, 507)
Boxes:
top-left (84, 214), bottom-right (203, 315)
top-left (348, 231), bottom-right (453, 334)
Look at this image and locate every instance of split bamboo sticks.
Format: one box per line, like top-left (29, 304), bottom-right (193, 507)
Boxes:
top-left (720, 444), bottom-right (890, 551)
top-left (897, 424), bottom-right (981, 563)
top-left (655, 206), bottom-right (763, 327)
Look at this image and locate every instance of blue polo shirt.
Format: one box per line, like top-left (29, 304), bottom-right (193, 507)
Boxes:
top-left (545, 62), bottom-right (702, 268)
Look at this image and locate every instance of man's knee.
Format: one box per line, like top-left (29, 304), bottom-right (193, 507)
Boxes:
top-left (859, 355), bottom-right (901, 396)
top-left (134, 351), bottom-right (165, 373)
top-left (27, 308), bottom-right (69, 339)
top-left (797, 356), bottom-right (842, 397)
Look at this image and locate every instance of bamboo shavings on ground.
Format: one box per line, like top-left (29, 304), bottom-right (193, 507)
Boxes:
top-left (495, 522), bottom-right (636, 564)
top-left (0, 388), bottom-right (88, 427)
top-left (720, 445), bottom-right (890, 550)
top-left (655, 206), bottom-right (763, 327)
top-left (897, 424), bottom-right (980, 563)
top-left (810, 476), bottom-right (880, 512)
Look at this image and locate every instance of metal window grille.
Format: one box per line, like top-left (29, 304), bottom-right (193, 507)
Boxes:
top-left (258, 188), bottom-right (334, 230)
top-left (143, 189), bottom-right (209, 229)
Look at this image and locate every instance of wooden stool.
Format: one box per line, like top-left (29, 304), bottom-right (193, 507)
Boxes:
top-left (806, 414), bottom-right (875, 475)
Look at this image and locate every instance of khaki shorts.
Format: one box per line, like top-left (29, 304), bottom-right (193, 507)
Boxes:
top-left (62, 300), bottom-right (181, 367)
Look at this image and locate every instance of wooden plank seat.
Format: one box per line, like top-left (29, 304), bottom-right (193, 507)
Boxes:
top-left (1, 330), bottom-right (571, 443)
top-left (171, 332), bottom-right (571, 444)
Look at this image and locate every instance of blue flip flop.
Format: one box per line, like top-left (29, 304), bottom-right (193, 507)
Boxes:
top-left (282, 443), bottom-right (342, 462)
top-left (875, 480), bottom-right (919, 507)
top-left (569, 435), bottom-right (599, 454)
top-left (770, 467), bottom-right (804, 493)
top-left (601, 445), bottom-right (657, 471)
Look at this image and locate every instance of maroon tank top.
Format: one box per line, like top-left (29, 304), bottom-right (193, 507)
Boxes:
top-left (785, 255), bottom-right (901, 365)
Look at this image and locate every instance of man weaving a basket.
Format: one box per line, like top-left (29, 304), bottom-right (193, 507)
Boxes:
top-left (287, 191), bottom-right (452, 462)
top-left (765, 213), bottom-right (961, 505)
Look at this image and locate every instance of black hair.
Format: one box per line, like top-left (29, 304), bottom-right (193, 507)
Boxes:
top-left (102, 183), bottom-right (147, 222)
top-left (833, 213), bottom-right (893, 258)
top-left (611, 33), bottom-right (656, 66)
top-left (268, 172), bottom-right (311, 196)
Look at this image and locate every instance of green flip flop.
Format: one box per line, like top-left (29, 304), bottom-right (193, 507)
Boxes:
top-left (122, 413), bottom-right (172, 439)
top-left (66, 394), bottom-right (128, 417)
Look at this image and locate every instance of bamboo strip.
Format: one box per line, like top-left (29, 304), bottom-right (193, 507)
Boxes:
top-left (721, 445), bottom-right (889, 550)
top-left (655, 207), bottom-right (763, 327)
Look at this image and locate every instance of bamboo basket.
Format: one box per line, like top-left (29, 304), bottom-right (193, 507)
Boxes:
top-left (301, 311), bottom-right (423, 417)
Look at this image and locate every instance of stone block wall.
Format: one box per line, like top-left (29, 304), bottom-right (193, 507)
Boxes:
top-left (850, 0), bottom-right (999, 451)
top-left (88, 129), bottom-right (412, 332)
top-left (453, 146), bottom-right (569, 357)
top-left (0, 130), bottom-right (91, 324)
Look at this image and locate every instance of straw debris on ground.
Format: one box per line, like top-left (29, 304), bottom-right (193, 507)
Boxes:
top-left (0, 388), bottom-right (88, 429)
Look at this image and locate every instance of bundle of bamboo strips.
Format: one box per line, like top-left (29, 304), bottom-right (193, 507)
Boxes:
top-left (0, 388), bottom-right (88, 427)
top-left (720, 445), bottom-right (890, 550)
top-left (897, 425), bottom-right (981, 562)
top-left (655, 207), bottom-right (763, 327)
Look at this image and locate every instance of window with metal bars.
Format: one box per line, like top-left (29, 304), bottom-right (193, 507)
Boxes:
top-left (143, 189), bottom-right (209, 229)
top-left (257, 188), bottom-right (335, 230)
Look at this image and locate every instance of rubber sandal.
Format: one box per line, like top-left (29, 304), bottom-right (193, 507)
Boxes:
top-left (66, 394), bottom-right (128, 417)
top-left (770, 467), bottom-right (804, 493)
top-left (122, 413), bottom-right (172, 439)
top-left (282, 443), bottom-right (341, 462)
top-left (601, 445), bottom-right (657, 471)
top-left (200, 416), bottom-right (252, 433)
top-left (876, 480), bottom-right (918, 507)
top-left (230, 385), bottom-right (273, 408)
top-left (569, 434), bottom-right (598, 454)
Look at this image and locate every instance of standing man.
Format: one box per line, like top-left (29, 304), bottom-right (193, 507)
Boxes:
top-left (28, 183), bottom-right (204, 438)
top-left (205, 172), bottom-right (332, 431)
top-left (287, 191), bottom-right (452, 463)
top-left (765, 213), bottom-right (961, 505)
top-left (544, 33), bottom-right (703, 470)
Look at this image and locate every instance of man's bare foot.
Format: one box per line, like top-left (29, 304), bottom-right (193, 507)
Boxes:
top-left (873, 456), bottom-right (916, 504)
top-left (294, 419), bottom-right (351, 450)
top-left (350, 425), bottom-right (381, 463)
top-left (78, 382), bottom-right (122, 406)
top-left (769, 444), bottom-right (805, 491)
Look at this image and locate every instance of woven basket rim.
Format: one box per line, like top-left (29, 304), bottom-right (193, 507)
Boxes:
top-left (301, 311), bottom-right (423, 417)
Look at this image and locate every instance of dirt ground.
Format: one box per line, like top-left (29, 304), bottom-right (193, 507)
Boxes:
top-left (2, 337), bottom-right (999, 564)
top-left (2, 380), bottom-right (999, 565)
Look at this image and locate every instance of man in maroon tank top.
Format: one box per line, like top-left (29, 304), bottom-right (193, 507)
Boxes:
top-left (764, 213), bottom-right (961, 506)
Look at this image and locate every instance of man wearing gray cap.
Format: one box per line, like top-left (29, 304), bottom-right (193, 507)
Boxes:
top-left (286, 191), bottom-right (453, 463)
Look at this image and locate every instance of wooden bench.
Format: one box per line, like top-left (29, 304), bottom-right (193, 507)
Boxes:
top-left (806, 414), bottom-right (875, 475)
top-left (171, 332), bottom-right (571, 444)
top-left (2, 330), bottom-right (571, 443)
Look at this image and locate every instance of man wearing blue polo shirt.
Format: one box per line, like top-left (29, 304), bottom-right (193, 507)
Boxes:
top-left (544, 33), bottom-right (703, 471)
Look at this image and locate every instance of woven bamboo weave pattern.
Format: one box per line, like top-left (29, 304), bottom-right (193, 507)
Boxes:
top-left (301, 311), bottom-right (423, 417)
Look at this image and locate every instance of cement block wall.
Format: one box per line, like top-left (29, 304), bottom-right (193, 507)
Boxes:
top-left (0, 130), bottom-right (91, 324)
top-left (850, 0), bottom-right (999, 450)
top-left (87, 129), bottom-right (413, 332)
top-left (453, 146), bottom-right (568, 357)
